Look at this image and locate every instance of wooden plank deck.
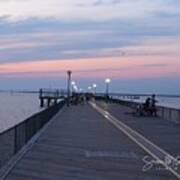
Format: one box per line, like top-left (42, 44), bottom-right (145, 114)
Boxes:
top-left (96, 101), bottom-right (180, 157)
top-left (3, 102), bottom-right (179, 180)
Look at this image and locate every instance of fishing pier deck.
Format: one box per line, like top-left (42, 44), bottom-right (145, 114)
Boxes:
top-left (1, 100), bottom-right (180, 180)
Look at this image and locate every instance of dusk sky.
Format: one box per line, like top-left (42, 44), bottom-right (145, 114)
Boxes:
top-left (0, 0), bottom-right (180, 94)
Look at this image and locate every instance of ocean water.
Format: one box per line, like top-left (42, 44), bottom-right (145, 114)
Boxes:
top-left (0, 92), bottom-right (179, 133)
top-left (137, 97), bottom-right (180, 109)
top-left (157, 97), bottom-right (180, 109)
top-left (0, 92), bottom-right (42, 133)
top-left (114, 96), bottom-right (180, 109)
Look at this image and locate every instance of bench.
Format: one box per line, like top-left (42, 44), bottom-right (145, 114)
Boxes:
top-left (136, 104), bottom-right (157, 117)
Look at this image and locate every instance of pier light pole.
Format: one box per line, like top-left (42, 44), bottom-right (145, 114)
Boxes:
top-left (67, 70), bottom-right (72, 107)
top-left (105, 78), bottom-right (111, 97)
top-left (73, 85), bottom-right (78, 92)
top-left (92, 83), bottom-right (97, 95)
top-left (88, 86), bottom-right (92, 93)
top-left (71, 81), bottom-right (76, 93)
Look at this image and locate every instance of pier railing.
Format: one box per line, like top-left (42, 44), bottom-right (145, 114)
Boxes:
top-left (95, 95), bottom-right (180, 123)
top-left (39, 88), bottom-right (66, 98)
top-left (0, 100), bottom-right (65, 170)
top-left (39, 88), bottom-right (66, 107)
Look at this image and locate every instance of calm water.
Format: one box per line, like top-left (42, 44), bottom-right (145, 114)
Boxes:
top-left (0, 92), bottom-right (41, 133)
top-left (138, 96), bottom-right (180, 109)
top-left (115, 96), bottom-right (180, 109)
top-left (0, 92), bottom-right (180, 133)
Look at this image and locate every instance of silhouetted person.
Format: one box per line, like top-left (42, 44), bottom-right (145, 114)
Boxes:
top-left (151, 94), bottom-right (158, 116)
top-left (144, 97), bottom-right (151, 112)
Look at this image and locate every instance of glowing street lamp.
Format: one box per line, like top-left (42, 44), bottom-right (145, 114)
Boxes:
top-left (105, 78), bottom-right (111, 96)
top-left (93, 83), bottom-right (97, 88)
top-left (71, 81), bottom-right (76, 86)
top-left (73, 85), bottom-right (78, 92)
top-left (71, 81), bottom-right (76, 93)
top-left (105, 78), bottom-right (111, 84)
top-left (92, 83), bottom-right (97, 94)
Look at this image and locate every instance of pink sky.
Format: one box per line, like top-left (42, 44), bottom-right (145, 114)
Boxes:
top-left (0, 56), bottom-right (179, 80)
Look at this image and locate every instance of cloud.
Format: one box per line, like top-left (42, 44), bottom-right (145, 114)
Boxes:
top-left (0, 0), bottom-right (180, 92)
top-left (0, 0), bottom-right (179, 21)
top-left (0, 55), bottom-right (179, 79)
top-left (77, 0), bottom-right (124, 7)
top-left (141, 63), bottom-right (168, 68)
top-left (0, 19), bottom-right (179, 64)
top-left (0, 1), bottom-right (179, 75)
top-left (0, 2), bottom-right (180, 65)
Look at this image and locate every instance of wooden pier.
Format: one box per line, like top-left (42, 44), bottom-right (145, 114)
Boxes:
top-left (1, 99), bottom-right (180, 180)
top-left (39, 89), bottom-right (66, 108)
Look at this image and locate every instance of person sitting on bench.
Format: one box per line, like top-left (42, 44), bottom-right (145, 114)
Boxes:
top-left (136, 98), bottom-right (150, 116)
top-left (136, 96), bottom-right (157, 116)
top-left (150, 94), bottom-right (158, 116)
top-left (143, 97), bottom-right (151, 113)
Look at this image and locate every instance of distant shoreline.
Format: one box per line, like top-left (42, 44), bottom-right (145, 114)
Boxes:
top-left (0, 90), bottom-right (180, 98)
top-left (104, 93), bottom-right (180, 98)
top-left (0, 90), bottom-right (39, 94)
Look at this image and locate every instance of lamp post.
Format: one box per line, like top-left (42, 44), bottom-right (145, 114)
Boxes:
top-left (92, 83), bottom-right (97, 95)
top-left (79, 88), bottom-right (83, 93)
top-left (67, 70), bottom-right (72, 106)
top-left (88, 86), bottom-right (92, 93)
top-left (105, 78), bottom-right (111, 97)
top-left (71, 81), bottom-right (76, 86)
top-left (73, 85), bottom-right (78, 92)
top-left (71, 81), bottom-right (76, 93)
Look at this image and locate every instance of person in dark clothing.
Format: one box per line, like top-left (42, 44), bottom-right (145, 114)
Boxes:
top-left (136, 97), bottom-right (151, 116)
top-left (144, 97), bottom-right (151, 112)
top-left (151, 94), bottom-right (158, 116)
